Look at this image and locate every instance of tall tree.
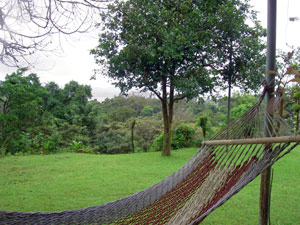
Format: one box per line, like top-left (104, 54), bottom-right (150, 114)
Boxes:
top-left (61, 81), bottom-right (92, 124)
top-left (208, 2), bottom-right (266, 125)
top-left (91, 0), bottom-right (264, 156)
top-left (0, 69), bottom-right (47, 153)
top-left (44, 82), bottom-right (65, 119)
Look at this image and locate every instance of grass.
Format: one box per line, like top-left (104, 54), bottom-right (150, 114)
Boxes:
top-left (0, 148), bottom-right (198, 212)
top-left (0, 147), bottom-right (299, 224)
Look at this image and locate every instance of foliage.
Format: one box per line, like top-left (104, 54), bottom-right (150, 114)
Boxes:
top-left (0, 70), bottom-right (95, 155)
top-left (134, 117), bottom-right (162, 152)
top-left (276, 48), bottom-right (300, 131)
top-left (94, 122), bottom-right (132, 154)
top-left (210, 1), bottom-right (266, 92)
top-left (196, 117), bottom-right (209, 138)
top-left (0, 69), bottom-right (47, 154)
top-left (0, 69), bottom-right (275, 155)
top-left (151, 123), bottom-right (196, 151)
top-left (150, 132), bottom-right (165, 152)
top-left (91, 0), bottom-right (266, 156)
top-left (69, 141), bottom-right (84, 151)
top-left (141, 105), bottom-right (154, 117)
top-left (172, 123), bottom-right (196, 149)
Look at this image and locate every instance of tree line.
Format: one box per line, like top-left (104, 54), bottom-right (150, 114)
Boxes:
top-left (0, 69), bottom-right (269, 155)
top-left (1, 68), bottom-right (300, 156)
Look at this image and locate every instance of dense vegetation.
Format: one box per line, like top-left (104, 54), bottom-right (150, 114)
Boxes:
top-left (1, 61), bottom-right (299, 156)
top-left (0, 69), bottom-right (263, 156)
top-left (91, 0), bottom-right (266, 156)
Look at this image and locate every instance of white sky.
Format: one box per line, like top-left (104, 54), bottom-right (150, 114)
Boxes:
top-left (1, 0), bottom-right (300, 101)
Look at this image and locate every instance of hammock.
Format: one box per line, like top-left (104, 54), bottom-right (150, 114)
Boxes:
top-left (0, 94), bottom-right (299, 225)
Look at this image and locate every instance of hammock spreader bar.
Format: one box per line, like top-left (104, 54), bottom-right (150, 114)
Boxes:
top-left (202, 135), bottom-right (300, 146)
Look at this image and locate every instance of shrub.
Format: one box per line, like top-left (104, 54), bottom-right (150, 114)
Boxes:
top-left (150, 132), bottom-right (164, 152)
top-left (172, 123), bottom-right (195, 149)
top-left (134, 117), bottom-right (162, 152)
top-left (94, 123), bottom-right (131, 154)
top-left (150, 123), bottom-right (196, 151)
top-left (141, 105), bottom-right (154, 117)
top-left (69, 141), bottom-right (84, 151)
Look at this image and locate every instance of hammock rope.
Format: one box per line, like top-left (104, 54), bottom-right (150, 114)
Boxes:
top-left (0, 93), bottom-right (299, 225)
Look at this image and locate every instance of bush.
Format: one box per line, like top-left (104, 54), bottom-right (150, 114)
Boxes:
top-left (43, 131), bottom-right (61, 153)
top-left (69, 141), bottom-right (84, 151)
top-left (172, 123), bottom-right (195, 149)
top-left (150, 123), bottom-right (196, 151)
top-left (94, 123), bottom-right (132, 154)
top-left (150, 132), bottom-right (164, 152)
top-left (141, 105), bottom-right (154, 117)
top-left (1, 132), bottom-right (30, 155)
top-left (134, 117), bottom-right (162, 152)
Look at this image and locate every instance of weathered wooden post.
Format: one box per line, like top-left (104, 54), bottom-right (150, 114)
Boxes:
top-left (259, 0), bottom-right (276, 224)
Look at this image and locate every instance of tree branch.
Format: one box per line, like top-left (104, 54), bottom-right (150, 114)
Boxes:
top-left (148, 86), bottom-right (162, 101)
top-left (0, 0), bottom-right (112, 66)
top-left (174, 94), bottom-right (188, 102)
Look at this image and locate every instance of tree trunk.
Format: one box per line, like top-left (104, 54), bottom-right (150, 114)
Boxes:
top-left (161, 77), bottom-right (174, 156)
top-left (227, 41), bottom-right (233, 139)
top-left (162, 121), bottom-right (172, 156)
top-left (131, 120), bottom-right (136, 153)
top-left (296, 110), bottom-right (299, 132)
top-left (227, 75), bottom-right (232, 127)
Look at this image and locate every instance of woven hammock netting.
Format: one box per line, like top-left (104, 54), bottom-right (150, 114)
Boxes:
top-left (1, 94), bottom-right (299, 225)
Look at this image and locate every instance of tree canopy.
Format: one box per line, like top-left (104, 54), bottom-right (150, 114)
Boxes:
top-left (91, 0), bottom-right (266, 156)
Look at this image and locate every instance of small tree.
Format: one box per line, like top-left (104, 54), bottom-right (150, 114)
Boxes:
top-left (196, 117), bottom-right (209, 138)
top-left (291, 87), bottom-right (300, 131)
top-left (276, 48), bottom-right (300, 131)
top-left (131, 119), bottom-right (136, 153)
top-left (207, 2), bottom-right (266, 125)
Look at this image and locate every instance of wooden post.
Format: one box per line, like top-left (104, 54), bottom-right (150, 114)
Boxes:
top-left (260, 0), bottom-right (276, 224)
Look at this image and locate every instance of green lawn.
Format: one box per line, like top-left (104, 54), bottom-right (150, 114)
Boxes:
top-left (0, 147), bottom-right (299, 224)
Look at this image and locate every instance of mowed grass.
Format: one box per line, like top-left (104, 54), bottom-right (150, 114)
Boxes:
top-left (0, 148), bottom-right (198, 212)
top-left (0, 147), bottom-right (300, 224)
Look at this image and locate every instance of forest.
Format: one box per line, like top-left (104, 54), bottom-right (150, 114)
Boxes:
top-left (0, 68), bottom-right (298, 156)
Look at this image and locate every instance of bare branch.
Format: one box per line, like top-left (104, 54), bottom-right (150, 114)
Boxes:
top-left (148, 86), bottom-right (163, 101)
top-left (174, 95), bottom-right (188, 102)
top-left (0, 0), bottom-right (112, 67)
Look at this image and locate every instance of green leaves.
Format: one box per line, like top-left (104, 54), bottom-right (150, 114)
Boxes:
top-left (292, 103), bottom-right (300, 112)
top-left (91, 0), bottom-right (266, 155)
top-left (92, 0), bottom-right (226, 97)
top-left (0, 69), bottom-right (47, 154)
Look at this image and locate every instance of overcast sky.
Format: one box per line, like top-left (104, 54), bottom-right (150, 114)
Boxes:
top-left (1, 0), bottom-right (300, 101)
